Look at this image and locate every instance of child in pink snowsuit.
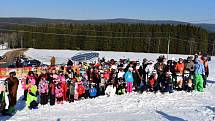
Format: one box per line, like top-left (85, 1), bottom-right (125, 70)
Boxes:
top-left (55, 83), bottom-right (64, 104)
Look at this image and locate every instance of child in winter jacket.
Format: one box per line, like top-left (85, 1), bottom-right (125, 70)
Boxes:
top-left (77, 82), bottom-right (85, 100)
top-left (147, 70), bottom-right (158, 92)
top-left (117, 77), bottom-right (126, 95)
top-left (59, 74), bottom-right (67, 101)
top-left (124, 67), bottom-right (134, 93)
top-left (183, 70), bottom-right (193, 92)
top-left (55, 83), bottom-right (64, 104)
top-left (49, 80), bottom-right (55, 106)
top-left (38, 77), bottom-right (49, 105)
top-left (26, 79), bottom-right (38, 109)
top-left (67, 78), bottom-right (75, 103)
top-left (163, 71), bottom-right (174, 93)
top-left (89, 84), bottom-right (97, 98)
top-left (175, 58), bottom-right (185, 90)
top-left (105, 82), bottom-right (116, 97)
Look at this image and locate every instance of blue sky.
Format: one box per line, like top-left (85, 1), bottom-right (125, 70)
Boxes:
top-left (0, 0), bottom-right (215, 23)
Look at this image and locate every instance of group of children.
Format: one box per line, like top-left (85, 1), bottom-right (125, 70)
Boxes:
top-left (1, 52), bottom-right (210, 111)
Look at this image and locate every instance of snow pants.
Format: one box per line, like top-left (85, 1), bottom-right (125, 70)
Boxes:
top-left (40, 93), bottom-right (48, 105)
top-left (127, 82), bottom-right (133, 93)
top-left (195, 74), bottom-right (204, 92)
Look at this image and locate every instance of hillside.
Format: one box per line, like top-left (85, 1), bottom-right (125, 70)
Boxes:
top-left (0, 17), bottom-right (215, 32)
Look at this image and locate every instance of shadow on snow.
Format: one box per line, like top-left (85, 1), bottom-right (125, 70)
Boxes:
top-left (0, 95), bottom-right (26, 121)
top-left (156, 110), bottom-right (186, 121)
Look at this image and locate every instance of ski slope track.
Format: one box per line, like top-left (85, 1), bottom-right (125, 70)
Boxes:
top-left (1, 48), bottom-right (215, 121)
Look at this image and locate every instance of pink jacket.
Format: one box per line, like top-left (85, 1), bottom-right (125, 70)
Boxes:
top-left (55, 86), bottom-right (63, 98)
top-left (38, 80), bottom-right (48, 94)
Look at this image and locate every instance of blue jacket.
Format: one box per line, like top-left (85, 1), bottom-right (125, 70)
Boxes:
top-left (194, 59), bottom-right (205, 75)
top-left (89, 87), bottom-right (97, 97)
top-left (124, 71), bottom-right (134, 82)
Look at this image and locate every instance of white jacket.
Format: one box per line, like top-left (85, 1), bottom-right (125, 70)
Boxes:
top-left (105, 85), bottom-right (116, 96)
top-left (145, 64), bottom-right (154, 77)
top-left (117, 71), bottom-right (125, 78)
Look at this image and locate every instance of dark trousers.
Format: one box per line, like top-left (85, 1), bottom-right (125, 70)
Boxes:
top-left (68, 94), bottom-right (74, 103)
top-left (50, 95), bottom-right (55, 106)
top-left (23, 90), bottom-right (28, 100)
top-left (56, 97), bottom-right (63, 102)
top-left (40, 93), bottom-right (48, 105)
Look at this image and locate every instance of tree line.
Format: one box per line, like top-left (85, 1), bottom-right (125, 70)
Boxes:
top-left (0, 23), bottom-right (213, 54)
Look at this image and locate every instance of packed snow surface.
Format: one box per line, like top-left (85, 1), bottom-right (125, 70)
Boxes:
top-left (1, 48), bottom-right (215, 121)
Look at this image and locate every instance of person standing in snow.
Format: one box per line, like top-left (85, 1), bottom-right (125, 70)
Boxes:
top-left (154, 55), bottom-right (166, 91)
top-left (175, 58), bottom-right (185, 90)
top-left (0, 79), bottom-right (10, 115)
top-left (26, 77), bottom-right (38, 109)
top-left (55, 83), bottom-right (64, 104)
top-left (49, 79), bottom-right (55, 106)
top-left (4, 71), bottom-right (19, 114)
top-left (200, 53), bottom-right (209, 88)
top-left (67, 77), bottom-right (75, 103)
top-left (124, 67), bottom-right (134, 93)
top-left (50, 56), bottom-right (56, 66)
top-left (194, 58), bottom-right (205, 92)
top-left (38, 77), bottom-right (49, 105)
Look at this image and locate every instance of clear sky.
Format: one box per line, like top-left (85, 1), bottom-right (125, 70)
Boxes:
top-left (0, 0), bottom-right (215, 23)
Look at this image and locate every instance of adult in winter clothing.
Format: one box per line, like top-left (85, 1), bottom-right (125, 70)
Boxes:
top-left (138, 58), bottom-right (148, 91)
top-left (133, 64), bottom-right (142, 91)
top-left (194, 59), bottom-right (205, 92)
top-left (38, 77), bottom-right (49, 105)
top-left (124, 67), bottom-right (134, 93)
top-left (5, 72), bottom-right (19, 113)
top-left (154, 56), bottom-right (167, 89)
top-left (200, 54), bottom-right (209, 88)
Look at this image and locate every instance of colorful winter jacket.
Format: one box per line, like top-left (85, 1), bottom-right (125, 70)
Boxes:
top-left (38, 80), bottom-right (48, 94)
top-left (124, 71), bottom-right (134, 82)
top-left (26, 85), bottom-right (37, 107)
top-left (175, 62), bottom-right (185, 74)
top-left (195, 59), bottom-right (205, 75)
top-left (105, 85), bottom-right (116, 96)
top-left (89, 87), bottom-right (97, 97)
top-left (55, 86), bottom-right (63, 98)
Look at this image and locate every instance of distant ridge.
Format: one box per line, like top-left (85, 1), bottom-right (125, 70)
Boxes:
top-left (0, 17), bottom-right (214, 32)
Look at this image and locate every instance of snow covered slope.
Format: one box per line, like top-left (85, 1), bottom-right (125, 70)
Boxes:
top-left (1, 48), bottom-right (214, 121)
top-left (25, 48), bottom-right (192, 65)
